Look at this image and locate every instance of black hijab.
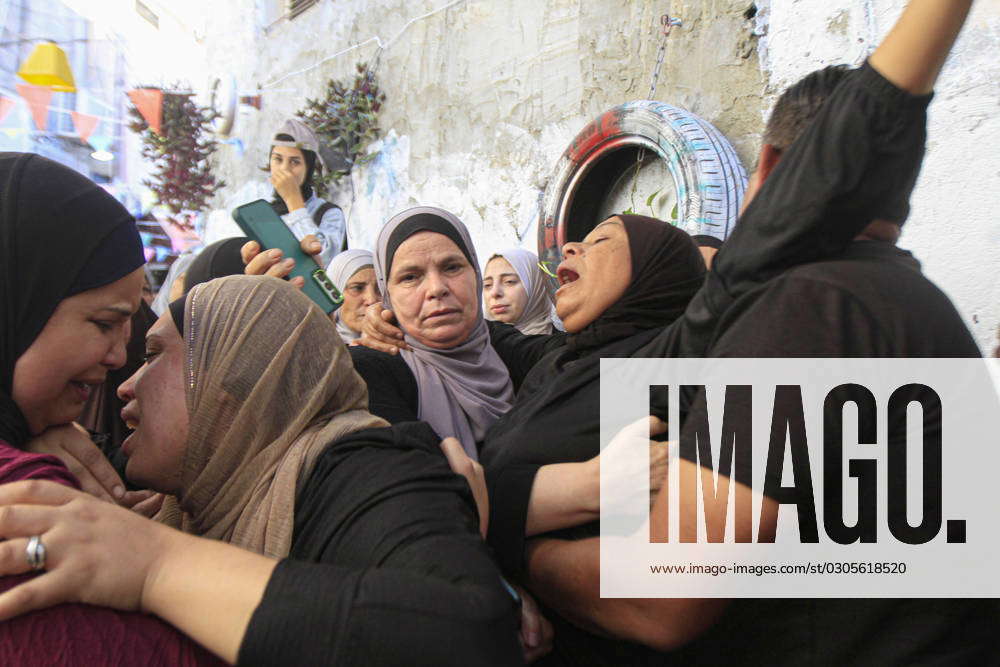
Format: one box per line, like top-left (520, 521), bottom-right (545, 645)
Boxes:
top-left (0, 152), bottom-right (144, 446)
top-left (565, 214), bottom-right (706, 355)
top-left (480, 215), bottom-right (705, 576)
top-left (182, 236), bottom-right (250, 295)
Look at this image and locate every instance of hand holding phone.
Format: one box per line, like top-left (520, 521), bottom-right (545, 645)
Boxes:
top-left (232, 200), bottom-right (342, 314)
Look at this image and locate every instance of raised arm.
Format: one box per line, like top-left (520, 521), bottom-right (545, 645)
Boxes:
top-left (869, 0), bottom-right (974, 94)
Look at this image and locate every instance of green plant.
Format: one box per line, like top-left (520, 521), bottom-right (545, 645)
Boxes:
top-left (297, 62), bottom-right (387, 195)
top-left (128, 86), bottom-right (224, 231)
top-left (623, 188), bottom-right (678, 224)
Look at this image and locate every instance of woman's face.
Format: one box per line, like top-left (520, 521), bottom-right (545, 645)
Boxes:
top-left (388, 231), bottom-right (479, 349)
top-left (483, 256), bottom-right (528, 324)
top-left (12, 267), bottom-right (144, 435)
top-left (269, 145), bottom-right (308, 187)
top-left (339, 266), bottom-right (380, 334)
top-left (117, 313), bottom-right (189, 494)
top-left (554, 218), bottom-right (632, 333)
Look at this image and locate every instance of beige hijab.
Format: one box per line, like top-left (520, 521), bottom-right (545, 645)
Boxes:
top-left (156, 275), bottom-right (387, 557)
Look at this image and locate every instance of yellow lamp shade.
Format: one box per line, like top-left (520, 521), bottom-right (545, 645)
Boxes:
top-left (17, 42), bottom-right (76, 93)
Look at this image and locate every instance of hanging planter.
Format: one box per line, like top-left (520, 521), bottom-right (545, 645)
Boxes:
top-left (296, 61), bottom-right (386, 197)
top-left (128, 85), bottom-right (225, 231)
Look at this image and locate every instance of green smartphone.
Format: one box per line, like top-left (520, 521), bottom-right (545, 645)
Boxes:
top-left (232, 199), bottom-right (342, 314)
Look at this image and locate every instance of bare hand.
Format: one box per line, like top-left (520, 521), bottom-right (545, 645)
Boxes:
top-left (354, 302), bottom-right (408, 354)
top-left (516, 584), bottom-right (554, 663)
top-left (439, 437), bottom-right (489, 538)
top-left (240, 234), bottom-right (322, 290)
top-left (269, 168), bottom-right (305, 211)
top-left (0, 481), bottom-right (179, 619)
top-left (25, 423), bottom-right (125, 504)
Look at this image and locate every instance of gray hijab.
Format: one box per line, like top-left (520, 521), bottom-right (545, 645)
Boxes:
top-left (327, 248), bottom-right (374, 343)
top-left (374, 206), bottom-right (514, 458)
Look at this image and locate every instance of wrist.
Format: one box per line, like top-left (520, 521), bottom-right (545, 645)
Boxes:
top-left (283, 193), bottom-right (305, 211)
top-left (140, 523), bottom-right (194, 616)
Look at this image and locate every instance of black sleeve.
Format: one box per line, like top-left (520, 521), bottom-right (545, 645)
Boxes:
top-left (348, 346), bottom-right (420, 424)
top-left (715, 61), bottom-right (934, 294)
top-left (487, 320), bottom-right (567, 392)
top-left (238, 424), bottom-right (523, 666)
top-left (678, 277), bottom-right (889, 493)
top-left (645, 62), bottom-right (933, 361)
top-left (485, 463), bottom-right (543, 577)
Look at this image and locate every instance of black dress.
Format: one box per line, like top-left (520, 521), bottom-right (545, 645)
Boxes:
top-left (238, 422), bottom-right (524, 666)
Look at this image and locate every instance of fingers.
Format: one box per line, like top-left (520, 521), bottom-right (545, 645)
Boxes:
top-left (355, 336), bottom-right (398, 355)
top-left (300, 234), bottom-right (322, 257)
top-left (240, 240), bottom-right (260, 266)
top-left (526, 615), bottom-right (555, 663)
top-left (0, 504), bottom-right (59, 550)
top-left (648, 415), bottom-right (666, 437)
top-left (439, 437), bottom-right (470, 474)
top-left (130, 493), bottom-right (165, 519)
top-left (59, 431), bottom-right (125, 501)
top-left (120, 490), bottom-right (155, 507)
top-left (245, 248), bottom-right (294, 279)
top-left (360, 304), bottom-right (407, 351)
top-left (0, 570), bottom-right (74, 621)
top-left (519, 591), bottom-right (541, 648)
top-left (0, 538), bottom-right (35, 577)
top-left (0, 480), bottom-right (84, 508)
top-left (266, 259), bottom-right (296, 279)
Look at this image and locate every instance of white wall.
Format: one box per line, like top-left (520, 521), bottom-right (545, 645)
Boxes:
top-left (194, 0), bottom-right (999, 353)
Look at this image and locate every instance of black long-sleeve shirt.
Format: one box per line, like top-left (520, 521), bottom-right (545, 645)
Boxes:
top-left (238, 422), bottom-right (524, 666)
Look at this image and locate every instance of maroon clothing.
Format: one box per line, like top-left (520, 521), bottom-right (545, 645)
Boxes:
top-left (0, 439), bottom-right (80, 488)
top-left (0, 439), bottom-right (223, 667)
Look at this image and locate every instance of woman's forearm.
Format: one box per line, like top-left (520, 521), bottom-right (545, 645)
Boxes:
top-left (525, 461), bottom-right (599, 536)
top-left (143, 532), bottom-right (277, 664)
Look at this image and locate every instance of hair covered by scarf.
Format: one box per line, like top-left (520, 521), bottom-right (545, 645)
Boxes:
top-left (327, 249), bottom-right (375, 343)
top-left (374, 207), bottom-right (513, 458)
top-left (484, 248), bottom-right (554, 335)
top-left (565, 214), bottom-right (706, 355)
top-left (0, 152), bottom-right (144, 446)
top-left (155, 275), bottom-right (387, 557)
top-left (267, 119), bottom-right (324, 216)
top-left (181, 236), bottom-right (249, 296)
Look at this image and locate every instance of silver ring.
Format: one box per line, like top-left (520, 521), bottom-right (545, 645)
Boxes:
top-left (25, 535), bottom-right (47, 571)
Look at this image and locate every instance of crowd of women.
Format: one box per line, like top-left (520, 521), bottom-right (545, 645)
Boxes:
top-left (0, 1), bottom-right (996, 665)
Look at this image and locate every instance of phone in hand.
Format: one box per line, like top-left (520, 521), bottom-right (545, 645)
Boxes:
top-left (232, 199), bottom-right (342, 314)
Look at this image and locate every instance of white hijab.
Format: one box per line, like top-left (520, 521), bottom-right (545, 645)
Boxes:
top-left (326, 249), bottom-right (374, 343)
top-left (484, 248), bottom-right (555, 335)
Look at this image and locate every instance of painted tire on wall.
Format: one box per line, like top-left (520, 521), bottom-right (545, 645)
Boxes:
top-left (538, 101), bottom-right (747, 286)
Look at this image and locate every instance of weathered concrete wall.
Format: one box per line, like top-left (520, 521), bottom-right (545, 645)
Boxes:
top-left (757, 0), bottom-right (1000, 354)
top-left (196, 0), bottom-right (1000, 353)
top-left (200, 0), bottom-right (764, 247)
